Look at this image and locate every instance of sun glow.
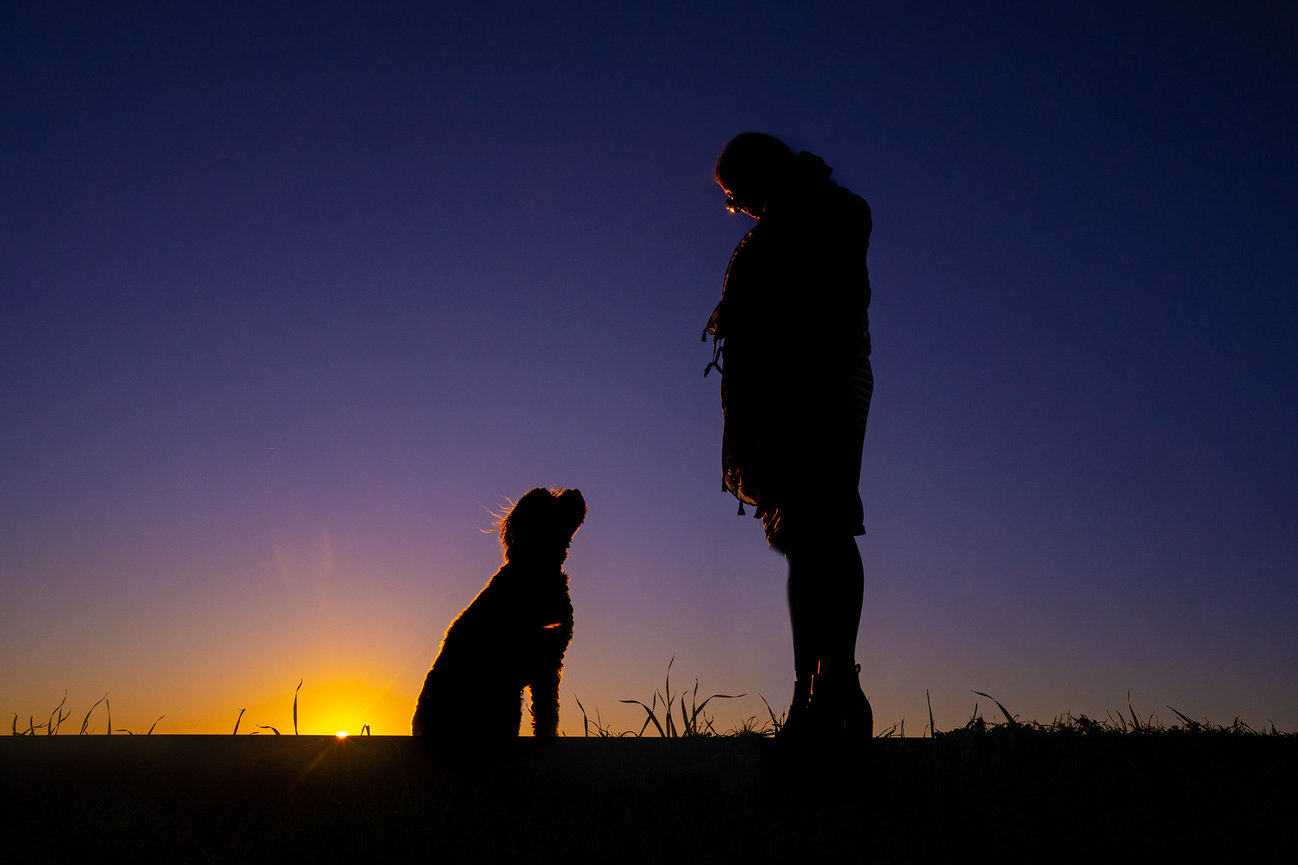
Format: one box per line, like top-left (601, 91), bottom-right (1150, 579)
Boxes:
top-left (276, 679), bottom-right (411, 735)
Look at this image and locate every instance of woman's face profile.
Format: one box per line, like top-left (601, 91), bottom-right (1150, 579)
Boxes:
top-left (719, 180), bottom-right (762, 218)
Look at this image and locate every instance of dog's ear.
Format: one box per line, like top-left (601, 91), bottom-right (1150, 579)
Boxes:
top-left (499, 488), bottom-right (552, 549)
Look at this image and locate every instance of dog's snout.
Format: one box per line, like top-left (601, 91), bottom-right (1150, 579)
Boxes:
top-left (559, 488), bottom-right (586, 528)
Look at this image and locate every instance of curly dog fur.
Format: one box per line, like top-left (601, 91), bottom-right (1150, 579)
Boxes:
top-left (412, 488), bottom-right (585, 739)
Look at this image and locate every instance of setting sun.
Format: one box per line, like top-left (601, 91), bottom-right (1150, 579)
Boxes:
top-left (335, 730), bottom-right (349, 739)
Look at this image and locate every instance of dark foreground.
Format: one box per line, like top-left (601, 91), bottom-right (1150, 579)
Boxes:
top-left (3, 731), bottom-right (1295, 863)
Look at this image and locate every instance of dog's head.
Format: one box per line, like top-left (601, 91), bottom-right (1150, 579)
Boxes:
top-left (498, 487), bottom-right (586, 566)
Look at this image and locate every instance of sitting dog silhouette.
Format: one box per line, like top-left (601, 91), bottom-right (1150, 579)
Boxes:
top-left (412, 487), bottom-right (585, 739)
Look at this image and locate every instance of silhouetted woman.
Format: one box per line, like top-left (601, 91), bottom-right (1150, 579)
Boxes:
top-left (703, 132), bottom-right (874, 739)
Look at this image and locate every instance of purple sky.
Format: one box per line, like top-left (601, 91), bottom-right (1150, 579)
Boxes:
top-left (3, 2), bottom-right (1296, 735)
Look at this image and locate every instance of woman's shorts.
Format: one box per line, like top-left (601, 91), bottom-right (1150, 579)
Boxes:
top-left (757, 421), bottom-right (867, 552)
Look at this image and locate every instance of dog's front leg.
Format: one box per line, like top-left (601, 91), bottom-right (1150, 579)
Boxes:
top-left (527, 670), bottom-right (561, 736)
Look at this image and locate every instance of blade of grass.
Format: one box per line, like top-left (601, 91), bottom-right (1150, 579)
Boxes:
top-left (576, 695), bottom-right (590, 737)
top-left (972, 691), bottom-right (1019, 729)
top-left (1168, 706), bottom-right (1201, 731)
top-left (80, 694), bottom-right (108, 735)
top-left (760, 695), bottom-right (783, 735)
top-left (663, 658), bottom-right (677, 737)
top-left (48, 692), bottom-right (69, 735)
top-left (293, 679), bottom-right (302, 735)
top-left (233, 708), bottom-right (246, 735)
top-left (620, 698), bottom-right (664, 737)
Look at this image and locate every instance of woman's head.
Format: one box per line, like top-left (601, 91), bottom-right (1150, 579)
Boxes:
top-left (715, 132), bottom-right (795, 217)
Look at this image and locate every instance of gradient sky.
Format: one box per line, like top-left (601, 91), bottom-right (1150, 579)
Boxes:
top-left (3, 2), bottom-right (1295, 737)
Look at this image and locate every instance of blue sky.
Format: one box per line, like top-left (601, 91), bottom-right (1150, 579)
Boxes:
top-left (2, 1), bottom-right (1295, 735)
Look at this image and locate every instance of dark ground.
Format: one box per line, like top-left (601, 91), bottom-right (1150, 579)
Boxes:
top-left (3, 731), bottom-right (1295, 863)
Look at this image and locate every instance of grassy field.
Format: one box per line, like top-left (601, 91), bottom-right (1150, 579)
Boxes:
top-left (4, 709), bottom-right (1296, 863)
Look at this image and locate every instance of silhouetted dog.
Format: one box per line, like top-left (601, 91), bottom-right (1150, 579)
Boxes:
top-left (412, 488), bottom-right (585, 739)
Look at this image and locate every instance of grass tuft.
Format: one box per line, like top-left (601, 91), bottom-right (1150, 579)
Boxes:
top-left (616, 657), bottom-right (744, 738)
top-left (758, 694), bottom-right (785, 737)
top-left (575, 695), bottom-right (625, 737)
top-left (930, 692), bottom-right (1292, 739)
top-left (10, 693), bottom-right (162, 735)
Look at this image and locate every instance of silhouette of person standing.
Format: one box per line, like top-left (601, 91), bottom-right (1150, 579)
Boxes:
top-left (703, 133), bottom-right (873, 740)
